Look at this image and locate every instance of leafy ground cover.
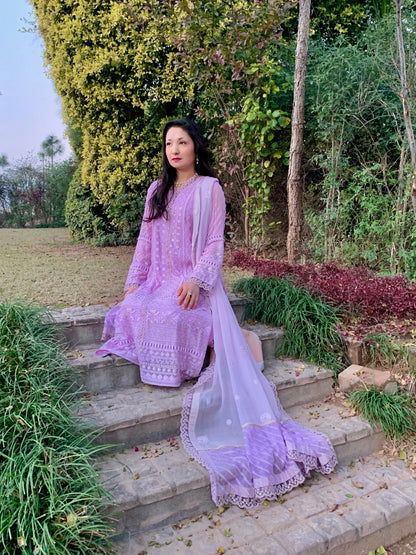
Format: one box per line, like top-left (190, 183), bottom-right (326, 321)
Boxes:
top-left (0, 300), bottom-right (113, 554)
top-left (230, 250), bottom-right (416, 341)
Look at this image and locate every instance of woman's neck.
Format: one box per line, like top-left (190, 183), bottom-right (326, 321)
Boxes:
top-left (175, 169), bottom-right (197, 184)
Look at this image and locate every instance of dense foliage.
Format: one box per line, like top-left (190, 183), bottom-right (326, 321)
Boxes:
top-left (173, 0), bottom-right (293, 250)
top-left (31, 0), bottom-right (193, 243)
top-left (28, 0), bottom-right (416, 267)
top-left (305, 6), bottom-right (416, 276)
top-left (0, 301), bottom-right (113, 554)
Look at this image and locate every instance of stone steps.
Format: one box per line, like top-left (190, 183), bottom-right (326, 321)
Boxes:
top-left (112, 456), bottom-right (416, 555)
top-left (48, 302), bottom-right (414, 554)
top-left (99, 401), bottom-right (384, 537)
top-left (77, 358), bottom-right (334, 447)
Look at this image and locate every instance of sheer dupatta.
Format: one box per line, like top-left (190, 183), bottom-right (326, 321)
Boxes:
top-left (181, 177), bottom-right (337, 508)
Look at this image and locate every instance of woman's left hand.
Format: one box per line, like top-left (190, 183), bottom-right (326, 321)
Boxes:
top-left (177, 281), bottom-right (200, 310)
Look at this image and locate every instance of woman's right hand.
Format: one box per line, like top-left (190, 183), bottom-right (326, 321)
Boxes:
top-left (123, 286), bottom-right (138, 299)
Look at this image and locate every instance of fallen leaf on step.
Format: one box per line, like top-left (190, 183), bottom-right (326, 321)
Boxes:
top-left (399, 450), bottom-right (407, 460)
top-left (308, 411), bottom-right (320, 420)
top-left (351, 480), bottom-right (364, 489)
top-left (224, 528), bottom-right (232, 537)
top-left (217, 547), bottom-right (225, 554)
top-left (345, 493), bottom-right (354, 498)
top-left (329, 504), bottom-right (338, 512)
top-left (133, 473), bottom-right (140, 480)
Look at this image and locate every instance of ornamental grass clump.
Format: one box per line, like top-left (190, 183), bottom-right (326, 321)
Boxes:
top-left (233, 277), bottom-right (347, 373)
top-left (0, 300), bottom-right (114, 554)
top-left (349, 387), bottom-right (416, 438)
top-left (363, 333), bottom-right (409, 370)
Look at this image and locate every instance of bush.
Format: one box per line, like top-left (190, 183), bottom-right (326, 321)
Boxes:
top-left (0, 300), bottom-right (113, 554)
top-left (65, 167), bottom-right (145, 246)
top-left (65, 167), bottom-right (106, 243)
top-left (233, 276), bottom-right (347, 373)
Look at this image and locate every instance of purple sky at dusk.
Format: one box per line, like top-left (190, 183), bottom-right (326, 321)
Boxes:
top-left (0, 0), bottom-right (72, 165)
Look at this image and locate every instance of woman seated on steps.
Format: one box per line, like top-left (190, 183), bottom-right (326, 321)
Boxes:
top-left (95, 118), bottom-right (336, 508)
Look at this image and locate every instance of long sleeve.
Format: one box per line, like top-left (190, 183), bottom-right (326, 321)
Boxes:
top-left (124, 183), bottom-right (156, 292)
top-left (190, 182), bottom-right (226, 292)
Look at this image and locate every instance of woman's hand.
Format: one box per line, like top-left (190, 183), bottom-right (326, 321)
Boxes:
top-left (177, 281), bottom-right (200, 310)
top-left (124, 286), bottom-right (138, 299)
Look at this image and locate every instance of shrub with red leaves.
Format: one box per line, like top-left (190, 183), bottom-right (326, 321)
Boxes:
top-left (229, 251), bottom-right (416, 322)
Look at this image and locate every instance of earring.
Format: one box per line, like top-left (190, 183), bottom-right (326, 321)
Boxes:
top-left (196, 156), bottom-right (199, 165)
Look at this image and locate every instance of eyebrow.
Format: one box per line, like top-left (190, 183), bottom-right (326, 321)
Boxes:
top-left (166, 136), bottom-right (187, 141)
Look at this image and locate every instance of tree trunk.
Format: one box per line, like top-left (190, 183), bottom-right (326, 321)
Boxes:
top-left (393, 0), bottom-right (416, 219)
top-left (286, 0), bottom-right (311, 263)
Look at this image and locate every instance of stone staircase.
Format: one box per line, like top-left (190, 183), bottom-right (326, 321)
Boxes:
top-left (51, 297), bottom-right (416, 555)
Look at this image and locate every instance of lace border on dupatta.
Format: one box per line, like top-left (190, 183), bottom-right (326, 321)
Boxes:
top-left (180, 362), bottom-right (337, 509)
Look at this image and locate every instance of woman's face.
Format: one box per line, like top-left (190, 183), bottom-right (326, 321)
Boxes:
top-left (165, 127), bottom-right (196, 175)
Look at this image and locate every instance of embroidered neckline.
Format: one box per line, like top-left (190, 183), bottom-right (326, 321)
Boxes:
top-left (169, 174), bottom-right (199, 205)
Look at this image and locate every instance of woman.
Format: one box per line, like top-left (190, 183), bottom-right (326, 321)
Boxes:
top-left (96, 118), bottom-right (337, 508)
top-left (96, 119), bottom-right (262, 384)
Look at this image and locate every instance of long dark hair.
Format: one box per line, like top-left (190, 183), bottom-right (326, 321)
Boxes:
top-left (147, 118), bottom-right (217, 221)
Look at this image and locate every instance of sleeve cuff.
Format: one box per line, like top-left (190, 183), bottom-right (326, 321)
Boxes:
top-left (190, 276), bottom-right (212, 292)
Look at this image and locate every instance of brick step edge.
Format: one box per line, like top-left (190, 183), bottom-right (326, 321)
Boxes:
top-left (111, 456), bottom-right (416, 555)
top-left (77, 360), bottom-right (334, 447)
top-left (97, 401), bottom-right (384, 535)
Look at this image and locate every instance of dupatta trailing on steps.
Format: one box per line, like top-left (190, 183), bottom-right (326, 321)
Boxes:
top-left (180, 177), bottom-right (337, 508)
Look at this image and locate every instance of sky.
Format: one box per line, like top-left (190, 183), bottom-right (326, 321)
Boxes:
top-left (0, 0), bottom-right (72, 166)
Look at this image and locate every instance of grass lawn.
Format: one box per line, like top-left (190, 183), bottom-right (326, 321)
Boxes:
top-left (0, 228), bottom-right (252, 308)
